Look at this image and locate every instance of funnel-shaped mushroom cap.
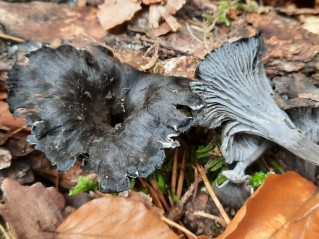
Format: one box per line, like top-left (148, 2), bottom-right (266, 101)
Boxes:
top-left (190, 34), bottom-right (319, 166)
top-left (8, 45), bottom-right (201, 192)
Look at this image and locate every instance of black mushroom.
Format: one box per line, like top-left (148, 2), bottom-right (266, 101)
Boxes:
top-left (190, 34), bottom-right (319, 178)
top-left (7, 45), bottom-right (202, 192)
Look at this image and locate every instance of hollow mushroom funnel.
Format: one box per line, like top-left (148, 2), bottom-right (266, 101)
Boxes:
top-left (8, 45), bottom-right (201, 193)
top-left (190, 34), bottom-right (319, 167)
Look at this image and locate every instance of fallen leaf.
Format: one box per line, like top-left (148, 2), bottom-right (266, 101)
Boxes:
top-left (97, 0), bottom-right (142, 30)
top-left (0, 1), bottom-right (106, 43)
top-left (0, 160), bottom-right (34, 184)
top-left (0, 179), bottom-right (66, 239)
top-left (149, 0), bottom-right (186, 32)
top-left (0, 101), bottom-right (25, 129)
top-left (217, 171), bottom-right (319, 239)
top-left (57, 192), bottom-right (178, 239)
top-left (302, 16), bottom-right (319, 35)
top-left (147, 22), bottom-right (172, 38)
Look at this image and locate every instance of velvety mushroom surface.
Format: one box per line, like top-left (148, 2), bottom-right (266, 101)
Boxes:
top-left (7, 45), bottom-right (201, 192)
top-left (190, 34), bottom-right (319, 173)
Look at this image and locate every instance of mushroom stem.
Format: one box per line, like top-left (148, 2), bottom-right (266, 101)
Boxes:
top-left (271, 126), bottom-right (319, 166)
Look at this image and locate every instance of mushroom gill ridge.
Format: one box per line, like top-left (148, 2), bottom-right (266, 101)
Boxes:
top-left (190, 34), bottom-right (319, 170)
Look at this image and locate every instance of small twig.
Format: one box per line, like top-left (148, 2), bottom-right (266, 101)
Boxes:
top-left (186, 23), bottom-right (204, 44)
top-left (139, 43), bottom-right (159, 71)
top-left (193, 211), bottom-right (227, 227)
top-left (161, 216), bottom-right (197, 239)
top-left (140, 36), bottom-right (195, 57)
top-left (80, 33), bottom-right (115, 53)
top-left (180, 183), bottom-right (194, 208)
top-left (196, 164), bottom-right (231, 224)
top-left (192, 166), bottom-right (199, 202)
top-left (150, 179), bottom-right (170, 211)
top-left (0, 32), bottom-right (25, 43)
top-left (139, 178), bottom-right (164, 210)
top-left (171, 149), bottom-right (178, 194)
top-left (177, 151), bottom-right (186, 199)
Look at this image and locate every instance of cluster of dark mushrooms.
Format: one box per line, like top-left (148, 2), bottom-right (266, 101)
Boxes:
top-left (7, 34), bottom-right (319, 193)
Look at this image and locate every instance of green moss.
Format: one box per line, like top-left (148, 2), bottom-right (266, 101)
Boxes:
top-left (69, 176), bottom-right (99, 196)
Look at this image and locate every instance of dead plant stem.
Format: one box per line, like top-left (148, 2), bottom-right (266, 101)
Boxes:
top-left (161, 216), bottom-right (197, 239)
top-left (196, 164), bottom-right (231, 224)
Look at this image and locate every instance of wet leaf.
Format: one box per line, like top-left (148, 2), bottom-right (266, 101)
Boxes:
top-left (57, 193), bottom-right (178, 239)
top-left (217, 171), bottom-right (319, 239)
top-left (0, 179), bottom-right (66, 239)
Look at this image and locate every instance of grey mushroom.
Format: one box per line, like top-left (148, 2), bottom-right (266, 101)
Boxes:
top-left (190, 34), bottom-right (319, 178)
top-left (7, 44), bottom-right (202, 193)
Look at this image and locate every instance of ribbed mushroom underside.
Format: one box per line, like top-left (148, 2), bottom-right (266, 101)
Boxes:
top-left (8, 45), bottom-right (202, 192)
top-left (190, 34), bottom-right (319, 166)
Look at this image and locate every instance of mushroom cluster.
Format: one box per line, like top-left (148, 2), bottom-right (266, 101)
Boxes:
top-left (7, 34), bottom-right (319, 194)
top-left (8, 45), bottom-right (201, 192)
top-left (190, 34), bottom-right (319, 182)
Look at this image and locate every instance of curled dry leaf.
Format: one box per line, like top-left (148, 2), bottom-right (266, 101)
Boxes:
top-left (97, 0), bottom-right (142, 30)
top-left (217, 171), bottom-right (319, 239)
top-left (0, 179), bottom-right (66, 239)
top-left (57, 193), bottom-right (179, 239)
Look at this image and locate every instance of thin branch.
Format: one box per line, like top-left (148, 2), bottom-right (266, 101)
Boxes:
top-left (196, 164), bottom-right (231, 224)
top-left (177, 151), bottom-right (186, 199)
top-left (172, 149), bottom-right (178, 194)
top-left (161, 216), bottom-right (197, 239)
top-left (0, 32), bottom-right (25, 43)
top-left (150, 179), bottom-right (170, 211)
top-left (193, 210), bottom-right (227, 227)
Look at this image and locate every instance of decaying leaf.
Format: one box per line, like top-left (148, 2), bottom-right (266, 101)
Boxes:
top-left (0, 1), bottom-right (106, 43)
top-left (7, 44), bottom-right (201, 193)
top-left (57, 192), bottom-right (178, 239)
top-left (217, 171), bottom-right (319, 239)
top-left (97, 0), bottom-right (142, 30)
top-left (0, 179), bottom-right (66, 239)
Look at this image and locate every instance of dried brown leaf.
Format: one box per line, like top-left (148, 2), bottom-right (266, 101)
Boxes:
top-left (0, 1), bottom-right (106, 43)
top-left (217, 171), bottom-right (319, 239)
top-left (97, 0), bottom-right (142, 30)
top-left (148, 0), bottom-right (186, 33)
top-left (0, 101), bottom-right (25, 129)
top-left (302, 16), bottom-right (319, 35)
top-left (57, 193), bottom-right (179, 239)
top-left (0, 179), bottom-right (66, 239)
